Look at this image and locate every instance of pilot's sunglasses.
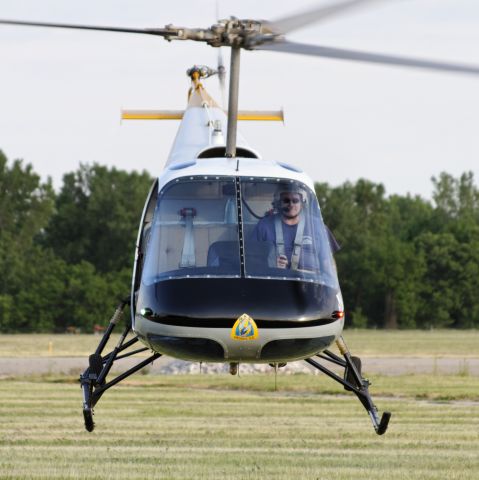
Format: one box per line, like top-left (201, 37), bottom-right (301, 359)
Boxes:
top-left (281, 197), bottom-right (300, 204)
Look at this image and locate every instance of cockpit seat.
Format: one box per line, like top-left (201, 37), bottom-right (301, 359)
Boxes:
top-left (244, 240), bottom-right (276, 273)
top-left (207, 241), bottom-right (240, 271)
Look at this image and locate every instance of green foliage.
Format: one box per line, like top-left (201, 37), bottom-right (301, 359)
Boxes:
top-left (0, 155), bottom-right (152, 332)
top-left (44, 163), bottom-right (154, 272)
top-left (0, 152), bottom-right (57, 332)
top-left (349, 307), bottom-right (368, 328)
top-left (0, 151), bottom-right (55, 245)
top-left (0, 148), bottom-right (478, 332)
top-left (316, 171), bottom-right (479, 329)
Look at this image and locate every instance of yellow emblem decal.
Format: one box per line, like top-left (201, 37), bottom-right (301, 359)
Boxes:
top-left (231, 314), bottom-right (258, 341)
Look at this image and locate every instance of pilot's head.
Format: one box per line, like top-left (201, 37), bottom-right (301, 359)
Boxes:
top-left (276, 185), bottom-right (306, 221)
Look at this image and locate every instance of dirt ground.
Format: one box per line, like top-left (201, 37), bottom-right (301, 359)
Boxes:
top-left (1, 355), bottom-right (478, 376)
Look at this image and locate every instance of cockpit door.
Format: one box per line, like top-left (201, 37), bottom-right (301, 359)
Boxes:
top-left (131, 178), bottom-right (158, 319)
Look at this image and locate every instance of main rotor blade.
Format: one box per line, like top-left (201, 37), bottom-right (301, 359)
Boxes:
top-left (0, 19), bottom-right (170, 37)
top-left (268, 0), bottom-right (380, 34)
top-left (256, 40), bottom-right (479, 77)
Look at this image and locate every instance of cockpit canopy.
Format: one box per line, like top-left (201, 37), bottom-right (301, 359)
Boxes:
top-left (141, 177), bottom-right (339, 288)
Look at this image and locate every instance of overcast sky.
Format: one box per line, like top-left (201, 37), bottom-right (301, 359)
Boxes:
top-left (0, 0), bottom-right (478, 198)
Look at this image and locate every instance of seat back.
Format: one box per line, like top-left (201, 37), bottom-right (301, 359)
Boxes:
top-left (244, 240), bottom-right (276, 274)
top-left (207, 241), bottom-right (240, 272)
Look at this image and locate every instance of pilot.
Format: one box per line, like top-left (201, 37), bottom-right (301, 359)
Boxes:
top-left (251, 185), bottom-right (315, 270)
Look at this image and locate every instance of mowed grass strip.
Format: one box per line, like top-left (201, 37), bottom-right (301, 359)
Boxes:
top-left (1, 329), bottom-right (478, 358)
top-left (10, 371), bottom-right (479, 401)
top-left (0, 375), bottom-right (478, 479)
top-left (343, 329), bottom-right (479, 358)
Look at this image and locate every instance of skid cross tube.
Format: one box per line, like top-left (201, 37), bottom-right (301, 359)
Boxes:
top-left (89, 324), bottom-right (160, 407)
top-left (115, 347), bottom-right (149, 360)
top-left (305, 357), bottom-right (352, 390)
top-left (323, 349), bottom-right (347, 366)
top-left (317, 349), bottom-right (347, 368)
top-left (92, 353), bottom-right (161, 400)
top-left (102, 336), bottom-right (140, 361)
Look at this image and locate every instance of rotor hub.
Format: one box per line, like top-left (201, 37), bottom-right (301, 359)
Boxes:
top-left (166, 18), bottom-right (281, 50)
top-left (210, 18), bottom-right (281, 49)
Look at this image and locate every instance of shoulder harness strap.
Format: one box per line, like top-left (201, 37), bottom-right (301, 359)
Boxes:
top-left (290, 213), bottom-right (305, 271)
top-left (274, 214), bottom-right (285, 258)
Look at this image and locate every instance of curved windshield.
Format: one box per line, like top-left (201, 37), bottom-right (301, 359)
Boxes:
top-left (141, 177), bottom-right (338, 288)
top-left (242, 179), bottom-right (338, 288)
top-left (142, 178), bottom-right (240, 284)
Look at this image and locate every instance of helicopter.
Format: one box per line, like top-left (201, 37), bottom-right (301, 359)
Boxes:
top-left (2, 0), bottom-right (479, 436)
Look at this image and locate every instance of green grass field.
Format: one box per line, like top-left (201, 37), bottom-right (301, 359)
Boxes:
top-left (1, 329), bottom-right (479, 357)
top-left (1, 331), bottom-right (479, 479)
top-left (1, 375), bottom-right (478, 480)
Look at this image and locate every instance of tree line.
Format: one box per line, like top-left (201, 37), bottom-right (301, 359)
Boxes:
top-left (1, 150), bottom-right (478, 332)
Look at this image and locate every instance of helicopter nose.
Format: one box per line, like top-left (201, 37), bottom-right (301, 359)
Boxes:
top-left (136, 277), bottom-right (340, 324)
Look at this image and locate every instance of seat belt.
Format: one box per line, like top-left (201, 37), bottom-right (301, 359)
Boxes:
top-left (274, 215), bottom-right (286, 258)
top-left (290, 214), bottom-right (305, 271)
top-left (179, 208), bottom-right (196, 268)
top-left (274, 213), bottom-right (305, 270)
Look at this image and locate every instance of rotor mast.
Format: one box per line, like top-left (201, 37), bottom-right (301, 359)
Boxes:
top-left (225, 47), bottom-right (240, 158)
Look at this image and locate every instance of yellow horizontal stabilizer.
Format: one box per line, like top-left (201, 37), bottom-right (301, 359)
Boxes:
top-left (122, 109), bottom-right (284, 122)
top-left (122, 110), bottom-right (184, 120)
top-left (237, 110), bottom-right (284, 122)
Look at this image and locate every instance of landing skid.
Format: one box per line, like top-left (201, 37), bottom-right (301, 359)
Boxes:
top-left (80, 297), bottom-right (161, 432)
top-left (80, 301), bottom-right (390, 435)
top-left (305, 336), bottom-right (391, 435)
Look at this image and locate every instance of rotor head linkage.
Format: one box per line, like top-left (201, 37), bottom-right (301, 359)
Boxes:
top-left (166, 18), bottom-right (281, 49)
top-left (186, 65), bottom-right (219, 80)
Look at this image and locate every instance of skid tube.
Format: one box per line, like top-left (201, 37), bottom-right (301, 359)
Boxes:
top-left (80, 297), bottom-right (161, 432)
top-left (305, 336), bottom-right (391, 435)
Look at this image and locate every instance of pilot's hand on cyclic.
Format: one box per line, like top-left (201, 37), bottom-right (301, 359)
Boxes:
top-left (277, 255), bottom-right (288, 269)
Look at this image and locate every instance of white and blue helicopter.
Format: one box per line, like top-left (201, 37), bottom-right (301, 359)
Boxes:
top-left (2, 0), bottom-right (479, 435)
